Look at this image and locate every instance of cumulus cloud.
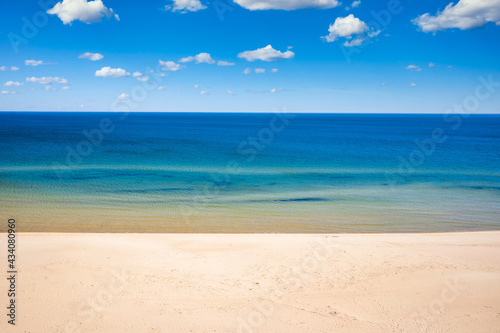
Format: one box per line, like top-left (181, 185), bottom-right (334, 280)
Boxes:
top-left (47, 0), bottom-right (119, 25)
top-left (165, 0), bottom-right (206, 13)
top-left (429, 62), bottom-right (436, 67)
top-left (179, 53), bottom-right (215, 64)
top-left (413, 0), bottom-right (500, 32)
top-left (137, 76), bottom-right (149, 82)
top-left (132, 71), bottom-right (142, 77)
top-left (11, 66), bottom-right (20, 71)
top-left (78, 52), bottom-right (103, 61)
top-left (158, 86), bottom-right (166, 91)
top-left (3, 81), bottom-right (23, 87)
top-left (217, 60), bottom-right (235, 66)
top-left (243, 68), bottom-right (252, 74)
top-left (227, 90), bottom-right (235, 95)
top-left (323, 14), bottom-right (380, 46)
top-left (233, 0), bottom-right (339, 10)
top-left (62, 86), bottom-right (70, 90)
top-left (406, 64), bottom-right (422, 72)
top-left (117, 93), bottom-right (130, 100)
top-left (255, 68), bottom-right (266, 73)
top-left (25, 60), bottom-right (45, 66)
top-left (95, 67), bottom-right (130, 77)
top-left (159, 60), bottom-right (182, 71)
top-left (26, 76), bottom-right (69, 84)
top-left (271, 68), bottom-right (278, 73)
top-left (45, 85), bottom-right (57, 92)
top-left (410, 82), bottom-right (417, 87)
top-left (270, 87), bottom-right (283, 93)
top-left (238, 45), bottom-right (295, 62)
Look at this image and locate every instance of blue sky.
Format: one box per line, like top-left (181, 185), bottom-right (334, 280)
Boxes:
top-left (1, 0), bottom-right (499, 112)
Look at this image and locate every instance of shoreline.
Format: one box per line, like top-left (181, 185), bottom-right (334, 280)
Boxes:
top-left (1, 231), bottom-right (499, 332)
top-left (5, 228), bottom-right (500, 233)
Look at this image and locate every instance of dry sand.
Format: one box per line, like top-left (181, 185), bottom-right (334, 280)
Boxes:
top-left (1, 232), bottom-right (500, 332)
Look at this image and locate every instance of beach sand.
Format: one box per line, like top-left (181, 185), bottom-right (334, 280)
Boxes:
top-left (1, 231), bottom-right (500, 332)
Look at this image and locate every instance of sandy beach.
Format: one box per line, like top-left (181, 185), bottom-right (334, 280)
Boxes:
top-left (1, 231), bottom-right (500, 332)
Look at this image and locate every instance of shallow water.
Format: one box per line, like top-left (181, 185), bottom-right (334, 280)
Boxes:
top-left (1, 112), bottom-right (499, 232)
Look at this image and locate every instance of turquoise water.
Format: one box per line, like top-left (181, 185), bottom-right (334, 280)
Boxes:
top-left (1, 112), bottom-right (499, 232)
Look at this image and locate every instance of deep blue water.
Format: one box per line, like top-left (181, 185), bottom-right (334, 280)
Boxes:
top-left (1, 112), bottom-right (499, 232)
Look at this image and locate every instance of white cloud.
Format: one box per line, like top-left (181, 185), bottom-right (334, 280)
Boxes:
top-left (95, 67), bottom-right (130, 77)
top-left (343, 36), bottom-right (365, 46)
top-left (227, 90), bottom-right (235, 95)
top-left (178, 56), bottom-right (192, 63)
top-left (255, 68), bottom-right (266, 73)
top-left (0, 66), bottom-right (19, 71)
top-left (323, 14), bottom-right (366, 42)
top-left (233, 0), bottom-right (339, 10)
top-left (132, 71), bottom-right (142, 77)
top-left (193, 84), bottom-right (199, 88)
top-left (270, 87), bottom-right (283, 93)
top-left (78, 52), bottom-right (103, 61)
top-left (117, 93), bottom-right (130, 100)
top-left (179, 53), bottom-right (215, 64)
top-left (406, 64), bottom-right (422, 72)
top-left (413, 0), bottom-right (500, 32)
top-left (429, 62), bottom-right (436, 67)
top-left (345, 0), bottom-right (360, 10)
top-left (165, 0), bottom-right (206, 13)
top-left (26, 76), bottom-right (69, 84)
top-left (200, 90), bottom-right (208, 95)
top-left (1, 90), bottom-right (21, 95)
top-left (271, 68), bottom-right (278, 73)
top-left (243, 67), bottom-right (252, 74)
top-left (137, 76), bottom-right (149, 82)
top-left (47, 0), bottom-right (119, 25)
top-left (238, 45), bottom-right (295, 62)
top-left (410, 82), bottom-right (417, 87)
top-left (45, 85), bottom-right (57, 91)
top-left (25, 60), bottom-right (44, 66)
top-left (323, 14), bottom-right (381, 47)
top-left (217, 60), bottom-right (235, 66)
top-left (158, 86), bottom-right (166, 91)
top-left (62, 86), bottom-right (70, 90)
top-left (159, 60), bottom-right (182, 71)
top-left (3, 81), bottom-right (23, 87)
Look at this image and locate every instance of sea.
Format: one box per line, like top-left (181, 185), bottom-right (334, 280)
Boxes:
top-left (1, 112), bottom-right (499, 232)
